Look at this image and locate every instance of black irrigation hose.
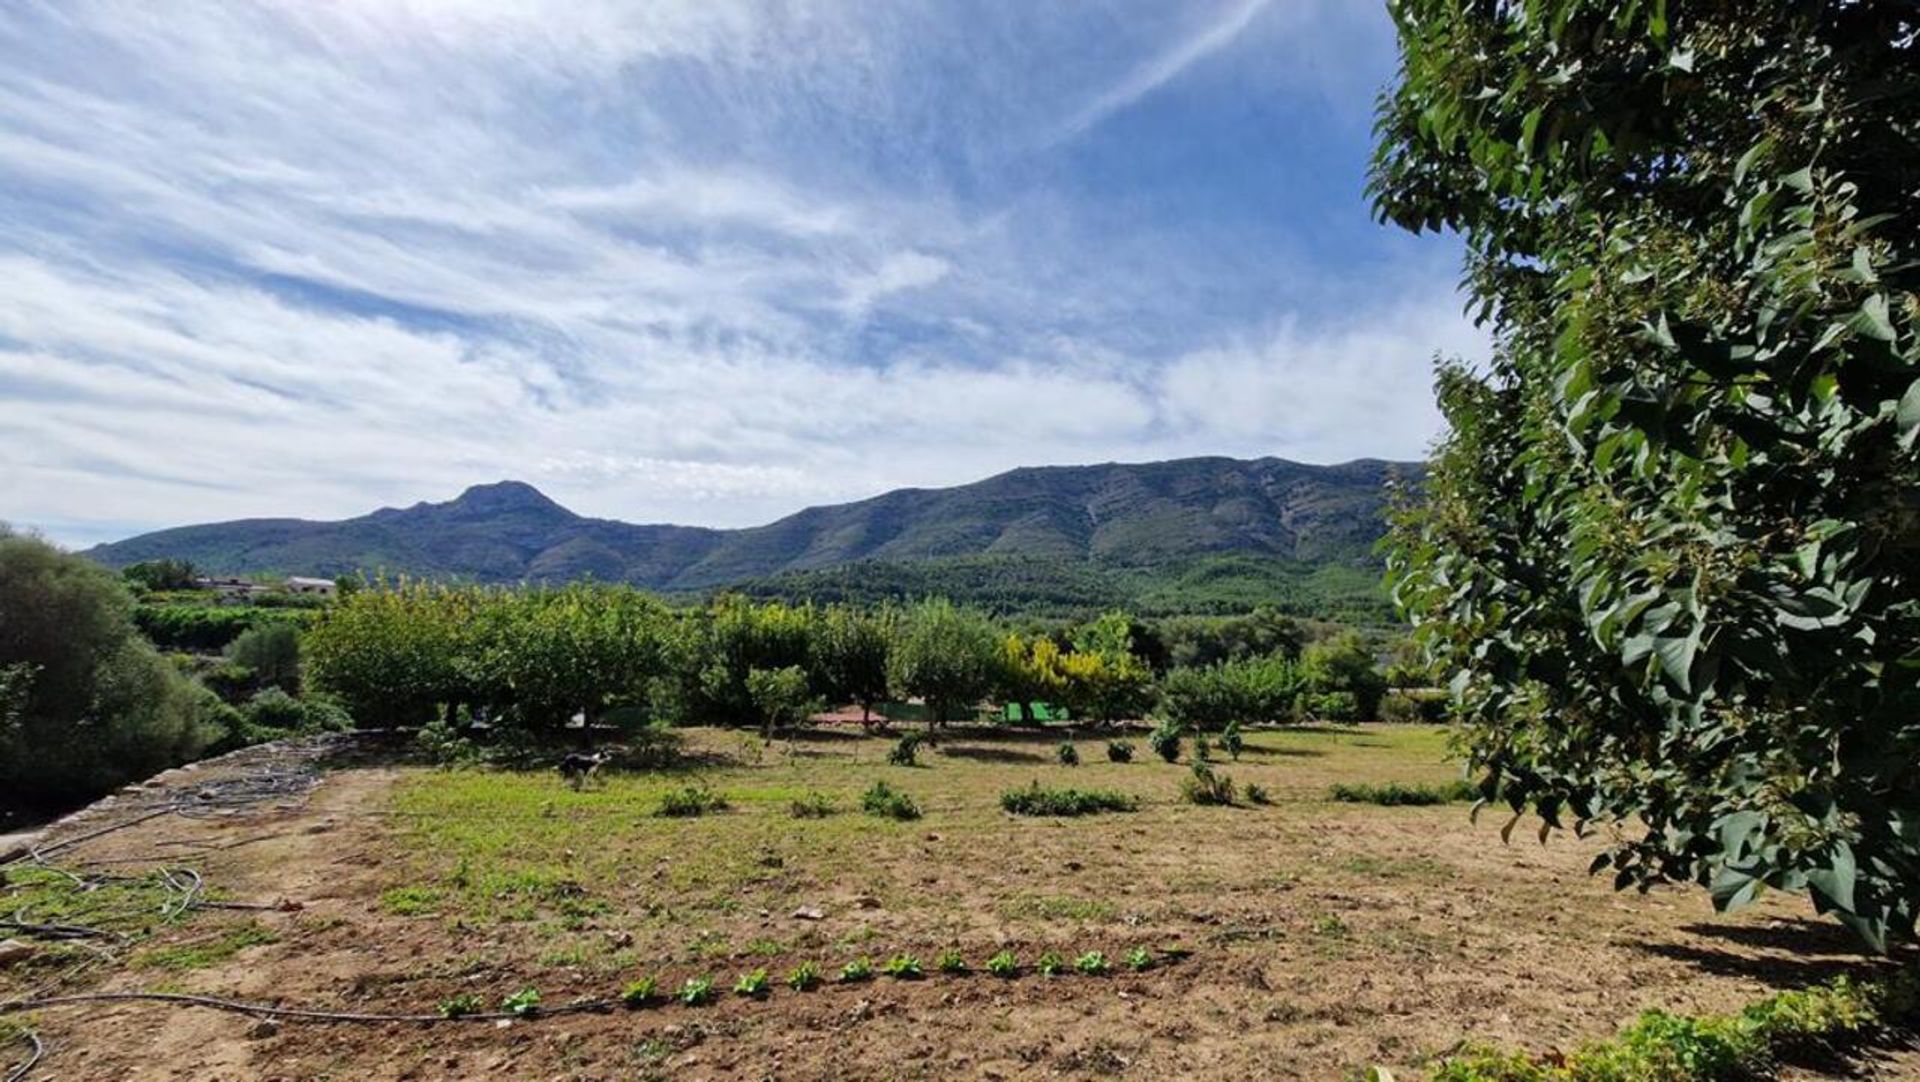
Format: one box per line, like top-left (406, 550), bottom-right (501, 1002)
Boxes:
top-left (3, 1032), bottom-right (42, 1082)
top-left (0, 991), bottom-right (615, 1025)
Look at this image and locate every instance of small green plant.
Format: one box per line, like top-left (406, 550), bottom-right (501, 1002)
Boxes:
top-left (1328, 780), bottom-right (1476, 806)
top-left (438, 992), bottom-right (483, 1018)
top-left (861, 779), bottom-right (922, 820)
top-left (1179, 761), bottom-right (1236, 806)
top-left (678, 975), bottom-right (716, 1006)
top-left (787, 960), bottom-right (821, 990)
top-left (840, 957), bottom-right (874, 982)
top-left (733, 968), bottom-right (771, 998)
top-left (1124, 946), bottom-right (1153, 972)
top-left (656, 785), bottom-right (728, 818)
top-left (985, 950), bottom-right (1018, 978)
top-left (999, 782), bottom-right (1138, 816)
top-left (881, 954), bottom-right (924, 980)
top-left (1074, 950), bottom-right (1109, 975)
top-left (619, 976), bottom-right (657, 1008)
top-left (500, 988), bottom-right (541, 1017)
top-left (1221, 720), bottom-right (1244, 761)
top-left (1106, 739), bottom-right (1134, 763)
top-left (1148, 722), bottom-right (1182, 763)
top-left (934, 947), bottom-right (967, 974)
top-left (1193, 732), bottom-right (1212, 762)
top-left (1057, 741), bottom-right (1080, 766)
top-left (887, 732), bottom-right (921, 766)
top-left (789, 790), bottom-right (837, 818)
top-left (1036, 950), bottom-right (1067, 977)
top-left (1313, 914), bottom-right (1349, 937)
top-left (1245, 783), bottom-right (1272, 805)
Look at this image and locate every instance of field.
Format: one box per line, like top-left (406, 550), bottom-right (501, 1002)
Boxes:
top-left (2, 725), bottom-right (1907, 1081)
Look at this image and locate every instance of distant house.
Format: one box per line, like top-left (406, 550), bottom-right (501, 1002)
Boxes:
top-left (193, 576), bottom-right (268, 603)
top-left (285, 576), bottom-right (337, 597)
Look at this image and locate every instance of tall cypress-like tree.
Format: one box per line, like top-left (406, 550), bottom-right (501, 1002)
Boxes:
top-left (1373, 1), bottom-right (1918, 948)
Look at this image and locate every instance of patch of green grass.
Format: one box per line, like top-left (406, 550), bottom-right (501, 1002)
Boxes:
top-left (1328, 780), bottom-right (1476, 806)
top-left (999, 894), bottom-right (1116, 922)
top-left (998, 782), bottom-right (1138, 817)
top-left (379, 884), bottom-right (444, 916)
top-left (133, 923), bottom-right (279, 970)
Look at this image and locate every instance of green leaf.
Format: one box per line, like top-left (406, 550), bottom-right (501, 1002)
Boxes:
top-left (1653, 628), bottom-right (1700, 693)
top-left (1848, 294), bottom-right (1895, 342)
top-left (1898, 379), bottom-right (1920, 446)
top-left (1807, 843), bottom-right (1857, 914)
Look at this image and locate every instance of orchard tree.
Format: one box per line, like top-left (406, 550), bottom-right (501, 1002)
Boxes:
top-left (888, 598), bottom-right (998, 726)
top-left (811, 604), bottom-right (894, 723)
top-left (1375, 1), bottom-right (1919, 947)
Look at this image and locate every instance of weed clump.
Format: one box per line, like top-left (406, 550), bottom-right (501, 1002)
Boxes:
top-left (861, 780), bottom-right (922, 820)
top-left (619, 976), bottom-right (657, 1008)
top-left (1179, 761), bottom-right (1237, 806)
top-left (788, 790), bottom-right (837, 818)
top-left (887, 732), bottom-right (922, 766)
top-left (999, 782), bottom-right (1138, 817)
top-left (655, 785), bottom-right (727, 818)
top-left (1056, 741), bottom-right (1080, 766)
top-left (1106, 740), bottom-right (1135, 763)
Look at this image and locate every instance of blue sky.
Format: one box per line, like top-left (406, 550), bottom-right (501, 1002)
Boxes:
top-left (0, 1), bottom-right (1480, 547)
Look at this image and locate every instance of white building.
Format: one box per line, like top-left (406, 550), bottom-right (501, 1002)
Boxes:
top-left (284, 576), bottom-right (337, 597)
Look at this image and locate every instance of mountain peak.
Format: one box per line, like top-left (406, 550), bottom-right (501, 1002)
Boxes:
top-left (446, 480), bottom-right (571, 517)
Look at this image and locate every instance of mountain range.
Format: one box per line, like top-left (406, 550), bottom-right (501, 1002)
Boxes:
top-left (84, 456), bottom-right (1418, 613)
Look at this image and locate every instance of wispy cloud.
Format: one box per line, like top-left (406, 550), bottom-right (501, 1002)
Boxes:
top-left (1050, 0), bottom-right (1272, 145)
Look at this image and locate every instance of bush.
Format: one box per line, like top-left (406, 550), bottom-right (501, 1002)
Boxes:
top-left (1148, 722), bottom-right (1182, 763)
top-left (887, 732), bottom-right (921, 766)
top-left (1221, 719), bottom-right (1244, 761)
top-left (1105, 740), bottom-right (1134, 763)
top-left (1056, 741), bottom-right (1079, 766)
top-left (999, 782), bottom-right (1138, 817)
top-left (134, 604), bottom-right (311, 652)
top-left (1179, 761), bottom-right (1236, 806)
top-left (1379, 690), bottom-right (1448, 725)
top-left (860, 780), bottom-right (921, 820)
top-left (1329, 781), bottom-right (1475, 807)
top-left (789, 791), bottom-right (837, 818)
top-left (1298, 690), bottom-right (1360, 723)
top-left (226, 623), bottom-right (301, 694)
top-left (1157, 654), bottom-right (1303, 730)
top-left (656, 786), bottom-right (728, 818)
top-left (1245, 783), bottom-right (1271, 805)
top-left (0, 530), bottom-right (226, 814)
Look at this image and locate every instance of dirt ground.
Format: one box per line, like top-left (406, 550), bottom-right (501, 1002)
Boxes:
top-left (3, 725), bottom-right (1913, 1081)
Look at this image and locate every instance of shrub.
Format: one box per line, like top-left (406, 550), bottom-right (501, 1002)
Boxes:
top-left (1056, 741), bottom-right (1079, 766)
top-left (1379, 690), bottom-right (1448, 725)
top-left (881, 954), bottom-right (924, 980)
top-left (789, 791), bottom-right (837, 818)
top-left (861, 780), bottom-right (922, 820)
top-left (839, 958), bottom-right (873, 982)
top-left (1245, 783), bottom-right (1272, 806)
top-left (226, 623), bottom-right (302, 693)
top-left (1298, 690), bottom-right (1361, 723)
top-left (1179, 761), bottom-right (1236, 806)
top-left (1221, 720), bottom-right (1244, 761)
top-left (1105, 740), bottom-right (1134, 763)
top-left (1148, 722), bottom-right (1182, 763)
top-left (656, 786), bottom-right (728, 818)
top-left (985, 950), bottom-right (1018, 978)
top-left (0, 531), bottom-right (227, 815)
top-left (887, 732), bottom-right (921, 766)
top-left (1328, 781), bottom-right (1475, 807)
top-left (999, 782), bottom-right (1138, 817)
top-left (619, 976), bottom-right (657, 1008)
top-left (787, 960), bottom-right (821, 991)
top-left (934, 948), bottom-right (966, 974)
top-left (1193, 733), bottom-right (1212, 762)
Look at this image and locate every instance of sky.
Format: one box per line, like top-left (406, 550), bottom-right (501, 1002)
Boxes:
top-left (0, 0), bottom-right (1481, 548)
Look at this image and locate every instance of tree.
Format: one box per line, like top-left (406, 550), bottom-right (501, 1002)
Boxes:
top-left (304, 581), bottom-right (472, 727)
top-left (994, 632), bottom-right (1067, 723)
top-left (121, 558), bottom-right (198, 592)
top-left (1374, 1), bottom-right (1918, 948)
top-left (746, 665), bottom-right (815, 737)
top-left (0, 529), bottom-right (221, 812)
top-left (226, 622), bottom-right (302, 694)
top-left (1299, 632), bottom-right (1386, 721)
top-left (888, 598), bottom-right (998, 725)
top-left (811, 604), bottom-right (893, 723)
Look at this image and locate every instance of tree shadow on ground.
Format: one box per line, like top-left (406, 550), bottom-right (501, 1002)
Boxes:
top-left (937, 745), bottom-right (1050, 764)
top-left (1632, 918), bottom-right (1911, 991)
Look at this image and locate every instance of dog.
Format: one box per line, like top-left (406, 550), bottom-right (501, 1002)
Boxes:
top-left (558, 750), bottom-right (611, 789)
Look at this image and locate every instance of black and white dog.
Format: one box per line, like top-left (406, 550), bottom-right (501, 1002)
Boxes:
top-left (558, 750), bottom-right (611, 789)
